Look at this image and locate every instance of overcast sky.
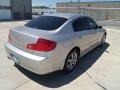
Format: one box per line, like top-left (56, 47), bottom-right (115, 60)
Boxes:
top-left (32, 0), bottom-right (119, 6)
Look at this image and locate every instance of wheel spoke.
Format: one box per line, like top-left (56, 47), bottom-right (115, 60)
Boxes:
top-left (67, 59), bottom-right (72, 63)
top-left (66, 51), bottom-right (78, 70)
top-left (71, 53), bottom-right (74, 59)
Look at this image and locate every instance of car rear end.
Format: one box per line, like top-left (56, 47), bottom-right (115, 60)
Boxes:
top-left (5, 16), bottom-right (68, 74)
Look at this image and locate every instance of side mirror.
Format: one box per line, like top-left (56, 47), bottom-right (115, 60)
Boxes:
top-left (98, 26), bottom-right (102, 29)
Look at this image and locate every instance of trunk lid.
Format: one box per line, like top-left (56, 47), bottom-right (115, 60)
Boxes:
top-left (9, 26), bottom-right (54, 56)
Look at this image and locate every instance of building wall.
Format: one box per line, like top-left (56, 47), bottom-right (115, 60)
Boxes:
top-left (10, 0), bottom-right (32, 19)
top-left (56, 1), bottom-right (120, 21)
top-left (0, 0), bottom-right (12, 20)
top-left (57, 1), bottom-right (120, 8)
top-left (32, 8), bottom-right (56, 14)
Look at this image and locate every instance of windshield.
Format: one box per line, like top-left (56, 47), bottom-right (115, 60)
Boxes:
top-left (25, 16), bottom-right (68, 30)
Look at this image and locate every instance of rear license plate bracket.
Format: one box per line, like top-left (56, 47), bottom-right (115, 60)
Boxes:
top-left (10, 53), bottom-right (20, 64)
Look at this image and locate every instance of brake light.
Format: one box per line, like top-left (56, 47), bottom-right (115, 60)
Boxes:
top-left (26, 38), bottom-right (57, 52)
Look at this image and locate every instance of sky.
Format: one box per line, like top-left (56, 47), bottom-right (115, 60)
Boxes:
top-left (32, 0), bottom-right (120, 6)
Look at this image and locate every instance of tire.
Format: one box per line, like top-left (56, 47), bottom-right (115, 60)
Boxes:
top-left (63, 49), bottom-right (79, 73)
top-left (100, 34), bottom-right (106, 47)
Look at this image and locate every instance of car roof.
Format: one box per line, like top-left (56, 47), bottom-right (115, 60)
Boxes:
top-left (46, 13), bottom-right (85, 19)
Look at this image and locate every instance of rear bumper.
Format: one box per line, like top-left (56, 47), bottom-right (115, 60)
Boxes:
top-left (5, 43), bottom-right (57, 75)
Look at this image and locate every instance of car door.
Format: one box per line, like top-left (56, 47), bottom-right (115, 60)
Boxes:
top-left (72, 17), bottom-right (96, 55)
top-left (87, 17), bottom-right (101, 46)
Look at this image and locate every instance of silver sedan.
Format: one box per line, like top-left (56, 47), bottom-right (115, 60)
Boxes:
top-left (5, 13), bottom-right (106, 75)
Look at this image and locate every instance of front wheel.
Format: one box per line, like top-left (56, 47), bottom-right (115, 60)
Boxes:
top-left (63, 49), bottom-right (79, 72)
top-left (100, 34), bottom-right (106, 46)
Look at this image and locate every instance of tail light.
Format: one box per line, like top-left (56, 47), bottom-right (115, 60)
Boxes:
top-left (26, 38), bottom-right (57, 52)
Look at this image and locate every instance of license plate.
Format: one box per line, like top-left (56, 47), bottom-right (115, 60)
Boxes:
top-left (10, 53), bottom-right (20, 64)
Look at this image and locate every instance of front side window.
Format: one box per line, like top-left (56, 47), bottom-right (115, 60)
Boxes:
top-left (25, 16), bottom-right (68, 30)
top-left (87, 18), bottom-right (98, 29)
top-left (72, 18), bottom-right (89, 32)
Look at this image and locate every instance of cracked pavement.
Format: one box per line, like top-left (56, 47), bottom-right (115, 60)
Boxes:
top-left (0, 20), bottom-right (120, 90)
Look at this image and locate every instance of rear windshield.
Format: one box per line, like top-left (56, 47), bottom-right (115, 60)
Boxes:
top-left (25, 16), bottom-right (68, 30)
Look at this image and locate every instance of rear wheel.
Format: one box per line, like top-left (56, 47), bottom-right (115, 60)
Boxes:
top-left (63, 49), bottom-right (79, 72)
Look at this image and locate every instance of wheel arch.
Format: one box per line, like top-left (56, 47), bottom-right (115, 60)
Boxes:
top-left (104, 32), bottom-right (107, 38)
top-left (59, 46), bottom-right (81, 70)
top-left (62, 46), bottom-right (81, 72)
top-left (69, 46), bottom-right (80, 56)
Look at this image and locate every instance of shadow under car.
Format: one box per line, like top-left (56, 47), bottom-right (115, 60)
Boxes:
top-left (15, 42), bottom-right (110, 88)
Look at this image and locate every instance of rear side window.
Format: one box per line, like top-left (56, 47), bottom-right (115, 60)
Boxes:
top-left (25, 16), bottom-right (68, 30)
